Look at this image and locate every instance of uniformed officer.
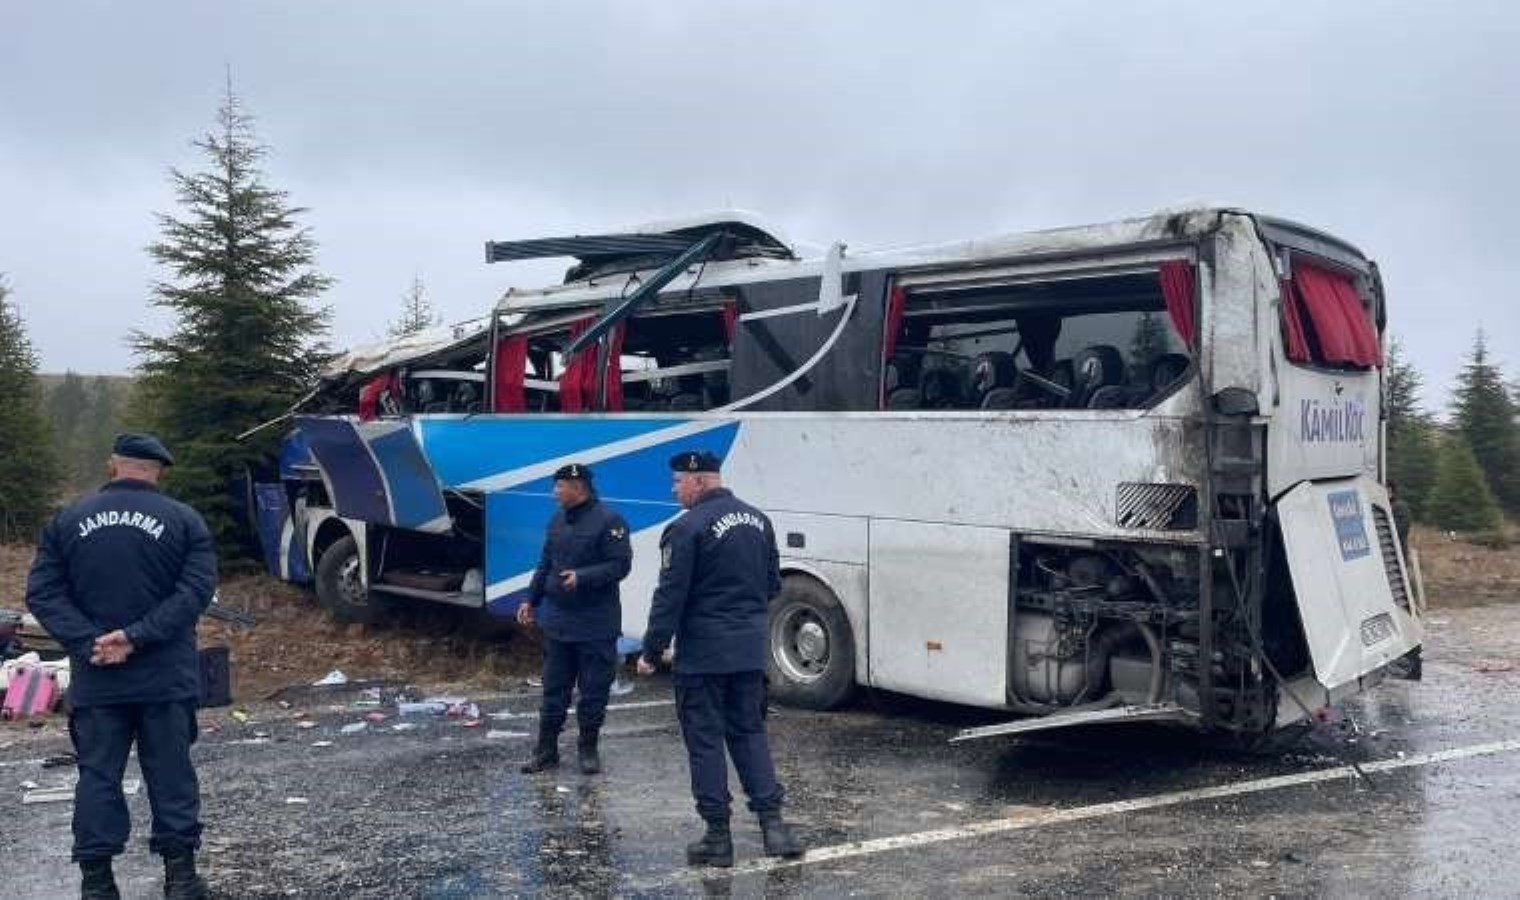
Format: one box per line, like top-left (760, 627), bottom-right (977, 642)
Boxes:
top-left (636, 450), bottom-right (804, 867)
top-left (25, 434), bottom-right (217, 900)
top-left (518, 463), bottom-right (633, 775)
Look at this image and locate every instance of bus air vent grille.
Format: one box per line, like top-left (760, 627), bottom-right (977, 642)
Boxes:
top-left (1370, 505), bottom-right (1411, 611)
top-left (1116, 483), bottom-right (1197, 531)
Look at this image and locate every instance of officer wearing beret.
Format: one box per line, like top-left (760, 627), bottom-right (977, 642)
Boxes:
top-left (636, 450), bottom-right (804, 867)
top-left (519, 463), bottom-right (633, 775)
top-left (26, 434), bottom-right (217, 900)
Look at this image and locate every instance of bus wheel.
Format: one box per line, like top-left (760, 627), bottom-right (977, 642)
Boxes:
top-left (315, 536), bottom-right (389, 625)
top-left (768, 575), bottom-right (856, 710)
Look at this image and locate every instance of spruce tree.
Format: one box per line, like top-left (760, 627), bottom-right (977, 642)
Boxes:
top-left (1128, 312), bottom-right (1169, 374)
top-left (132, 86), bottom-right (332, 557)
top-left (1424, 435), bottom-right (1502, 533)
top-left (0, 277), bottom-right (62, 540)
top-left (388, 274), bottom-right (440, 337)
top-left (1451, 330), bottom-right (1520, 516)
top-left (1384, 340), bottom-right (1439, 518)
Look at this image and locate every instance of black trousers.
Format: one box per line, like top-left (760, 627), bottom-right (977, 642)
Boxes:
top-left (539, 638), bottom-right (617, 736)
top-left (69, 701), bottom-right (202, 862)
top-left (673, 671), bottom-right (785, 823)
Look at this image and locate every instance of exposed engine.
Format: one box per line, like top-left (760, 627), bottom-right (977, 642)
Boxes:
top-left (1010, 544), bottom-right (1199, 710)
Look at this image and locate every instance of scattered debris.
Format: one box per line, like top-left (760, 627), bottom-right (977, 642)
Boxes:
top-left (296, 720), bottom-right (318, 731)
top-left (339, 722), bottom-right (367, 735)
top-left (230, 710), bottom-right (251, 724)
top-left (311, 741), bottom-right (334, 748)
top-left (526, 677), bottom-right (542, 688)
top-left (461, 719), bottom-right (483, 728)
top-left (312, 670), bottom-right (349, 687)
top-left (486, 730), bottom-right (529, 740)
top-left (364, 711), bottom-right (390, 724)
top-left (41, 753), bottom-right (76, 769)
top-left (390, 723), bottom-right (418, 733)
top-left (23, 786), bottom-right (74, 804)
top-left (285, 797), bottom-right (309, 805)
top-left (609, 678), bottom-right (635, 698)
top-left (1474, 660), bottom-right (1515, 673)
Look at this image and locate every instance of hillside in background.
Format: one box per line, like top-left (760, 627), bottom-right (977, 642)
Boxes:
top-left (36, 372), bottom-right (135, 500)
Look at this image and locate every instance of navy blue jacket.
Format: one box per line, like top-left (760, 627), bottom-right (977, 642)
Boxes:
top-left (25, 480), bottom-right (217, 707)
top-left (642, 488), bottom-right (781, 674)
top-left (528, 497), bottom-right (632, 643)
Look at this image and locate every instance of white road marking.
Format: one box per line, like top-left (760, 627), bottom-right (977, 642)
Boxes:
top-left (628, 737), bottom-right (1520, 891)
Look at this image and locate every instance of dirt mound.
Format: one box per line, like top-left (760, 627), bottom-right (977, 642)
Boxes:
top-left (1, 543), bottom-right (542, 702)
top-left (1414, 525), bottom-right (1520, 608)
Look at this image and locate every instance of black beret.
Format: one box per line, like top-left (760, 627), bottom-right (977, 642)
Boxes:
top-left (669, 450), bottom-right (721, 473)
top-left (113, 432), bottom-right (174, 466)
top-left (553, 462), bottom-right (593, 482)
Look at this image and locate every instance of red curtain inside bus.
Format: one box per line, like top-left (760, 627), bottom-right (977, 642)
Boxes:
top-left (1293, 261), bottom-right (1381, 367)
top-left (882, 284), bottom-right (907, 359)
top-left (558, 318), bottom-right (597, 412)
top-left (491, 334), bottom-right (529, 413)
top-left (1158, 260), bottom-right (1197, 346)
top-left (357, 372), bottom-right (397, 421)
top-left (722, 301), bottom-right (738, 343)
top-left (1279, 278), bottom-right (1313, 363)
top-left (603, 321), bottom-right (627, 412)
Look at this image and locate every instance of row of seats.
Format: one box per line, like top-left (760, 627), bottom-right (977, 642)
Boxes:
top-left (884, 347), bottom-right (1190, 411)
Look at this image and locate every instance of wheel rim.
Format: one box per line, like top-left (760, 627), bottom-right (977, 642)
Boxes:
top-left (772, 602), bottom-right (831, 684)
top-left (337, 555), bottom-right (368, 607)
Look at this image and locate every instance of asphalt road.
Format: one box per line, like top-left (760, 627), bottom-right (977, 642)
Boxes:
top-left (4, 602), bottom-right (1518, 898)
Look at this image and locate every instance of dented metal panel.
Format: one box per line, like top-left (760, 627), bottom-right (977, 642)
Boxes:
top-left (1276, 475), bottom-right (1421, 690)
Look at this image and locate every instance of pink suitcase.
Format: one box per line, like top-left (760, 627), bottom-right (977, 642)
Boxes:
top-left (1, 665), bottom-right (59, 720)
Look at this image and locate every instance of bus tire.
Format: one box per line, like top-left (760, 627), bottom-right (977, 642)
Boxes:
top-left (315, 535), bottom-right (389, 625)
top-left (767, 575), bottom-right (856, 710)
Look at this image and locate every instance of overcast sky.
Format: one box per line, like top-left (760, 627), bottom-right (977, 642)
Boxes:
top-left (3, 1), bottom-right (1517, 410)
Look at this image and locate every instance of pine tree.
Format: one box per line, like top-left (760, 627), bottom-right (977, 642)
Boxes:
top-left (0, 277), bottom-right (62, 540)
top-left (1424, 434), bottom-right (1503, 532)
top-left (1384, 340), bottom-right (1439, 518)
top-left (388, 274), bottom-right (440, 337)
top-left (1451, 330), bottom-right (1520, 516)
top-left (1128, 312), bottom-right (1169, 374)
top-left (131, 85), bottom-right (332, 557)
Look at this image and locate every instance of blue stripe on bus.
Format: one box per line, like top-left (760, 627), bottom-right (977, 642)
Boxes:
top-left (481, 421), bottom-right (739, 614)
top-left (416, 418), bottom-right (699, 488)
top-left (367, 426), bottom-right (449, 529)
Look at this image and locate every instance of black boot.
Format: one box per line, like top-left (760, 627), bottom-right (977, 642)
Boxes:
top-left (520, 729), bottom-right (560, 773)
top-left (685, 819), bottom-right (734, 868)
top-left (577, 730), bottom-right (602, 775)
top-left (79, 859), bottom-right (120, 900)
top-left (162, 850), bottom-right (210, 900)
top-left (758, 812), bottom-right (804, 859)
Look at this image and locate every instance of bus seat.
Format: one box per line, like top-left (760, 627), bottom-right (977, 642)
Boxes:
top-left (1149, 353), bottom-right (1191, 396)
top-left (885, 354), bottom-right (922, 393)
top-left (1072, 345), bottom-right (1125, 406)
top-left (920, 369), bottom-right (964, 409)
top-left (981, 387), bottom-right (1020, 410)
top-left (970, 352), bottom-right (1018, 401)
top-left (1086, 385), bottom-right (1130, 409)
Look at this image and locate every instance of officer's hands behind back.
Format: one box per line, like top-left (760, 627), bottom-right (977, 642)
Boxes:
top-left (91, 630), bottom-right (134, 666)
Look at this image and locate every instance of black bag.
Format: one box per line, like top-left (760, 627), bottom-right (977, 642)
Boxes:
top-left (198, 645), bottom-right (232, 708)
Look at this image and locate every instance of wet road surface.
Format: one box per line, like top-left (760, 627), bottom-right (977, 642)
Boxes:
top-left (4, 603), bottom-right (1519, 898)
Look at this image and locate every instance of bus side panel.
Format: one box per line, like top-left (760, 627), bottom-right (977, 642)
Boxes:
top-left (867, 520), bottom-right (1010, 707)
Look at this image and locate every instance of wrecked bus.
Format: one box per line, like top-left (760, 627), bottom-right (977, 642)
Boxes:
top-left (255, 207), bottom-right (1422, 742)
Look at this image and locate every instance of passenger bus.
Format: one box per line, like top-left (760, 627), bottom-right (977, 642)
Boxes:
top-left (254, 206), bottom-right (1422, 741)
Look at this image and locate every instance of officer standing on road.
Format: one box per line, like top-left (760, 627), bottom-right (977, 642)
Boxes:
top-left (636, 450), bottom-right (804, 868)
top-left (25, 434), bottom-right (217, 900)
top-left (519, 463), bottom-right (633, 775)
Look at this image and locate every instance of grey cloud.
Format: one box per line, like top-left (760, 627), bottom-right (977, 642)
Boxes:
top-left (3, 0), bottom-right (1518, 410)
